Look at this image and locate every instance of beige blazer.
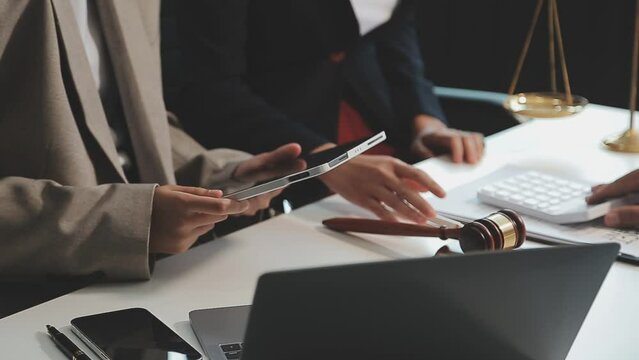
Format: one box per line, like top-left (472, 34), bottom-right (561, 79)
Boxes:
top-left (0, 0), bottom-right (250, 280)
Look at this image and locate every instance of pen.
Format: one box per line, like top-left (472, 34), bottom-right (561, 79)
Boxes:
top-left (46, 325), bottom-right (91, 360)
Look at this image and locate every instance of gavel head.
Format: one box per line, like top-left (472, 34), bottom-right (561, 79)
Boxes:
top-left (458, 209), bottom-right (526, 252)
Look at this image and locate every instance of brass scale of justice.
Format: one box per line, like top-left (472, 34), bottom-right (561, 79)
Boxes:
top-left (323, 0), bottom-right (639, 253)
top-left (505, 0), bottom-right (639, 152)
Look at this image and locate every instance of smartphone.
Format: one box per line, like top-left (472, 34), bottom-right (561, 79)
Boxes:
top-left (224, 131), bottom-right (386, 200)
top-left (71, 308), bottom-right (202, 360)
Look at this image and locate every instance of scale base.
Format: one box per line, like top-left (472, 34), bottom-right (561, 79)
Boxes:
top-left (604, 129), bottom-right (639, 153)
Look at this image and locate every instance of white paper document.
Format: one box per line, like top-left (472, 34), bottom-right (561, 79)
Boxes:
top-left (428, 167), bottom-right (639, 261)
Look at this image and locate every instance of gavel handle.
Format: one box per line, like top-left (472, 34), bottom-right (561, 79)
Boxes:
top-left (322, 218), bottom-right (461, 240)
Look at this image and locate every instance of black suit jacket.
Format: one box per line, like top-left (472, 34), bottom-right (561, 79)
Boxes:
top-left (162, 0), bottom-right (446, 155)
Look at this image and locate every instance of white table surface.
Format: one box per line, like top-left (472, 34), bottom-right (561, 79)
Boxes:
top-left (1, 104), bottom-right (638, 359)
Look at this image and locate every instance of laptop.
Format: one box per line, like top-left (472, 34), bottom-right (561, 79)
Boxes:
top-left (190, 244), bottom-right (618, 360)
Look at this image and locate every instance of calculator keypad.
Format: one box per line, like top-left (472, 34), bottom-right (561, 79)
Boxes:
top-left (479, 171), bottom-right (591, 214)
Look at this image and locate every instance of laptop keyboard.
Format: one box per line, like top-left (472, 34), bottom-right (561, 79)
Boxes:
top-left (220, 343), bottom-right (243, 359)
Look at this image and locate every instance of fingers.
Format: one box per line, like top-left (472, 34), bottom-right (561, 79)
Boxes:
top-left (604, 206), bottom-right (639, 228)
top-left (319, 155), bottom-right (442, 223)
top-left (449, 136), bottom-right (464, 163)
top-left (266, 143), bottom-right (303, 163)
top-left (239, 144), bottom-right (306, 182)
top-left (379, 187), bottom-right (431, 222)
top-left (383, 162), bottom-right (441, 220)
top-left (453, 132), bottom-right (484, 164)
top-left (462, 135), bottom-right (477, 164)
top-left (369, 161), bottom-right (440, 221)
top-left (393, 186), bottom-right (436, 220)
top-left (421, 130), bottom-right (484, 164)
top-left (182, 193), bottom-right (249, 215)
top-left (269, 188), bottom-right (284, 198)
top-left (586, 184), bottom-right (609, 204)
top-left (254, 143), bottom-right (303, 169)
top-left (251, 159), bottom-right (307, 183)
top-left (586, 184), bottom-right (615, 204)
top-left (167, 185), bottom-right (249, 216)
top-left (373, 188), bottom-right (424, 223)
top-left (363, 198), bottom-right (398, 222)
top-left (192, 223), bottom-right (216, 238)
top-left (473, 133), bottom-right (485, 156)
top-left (234, 143), bottom-right (304, 182)
top-left (393, 162), bottom-right (446, 198)
top-left (587, 170), bottom-right (639, 204)
top-left (411, 138), bottom-right (435, 160)
top-left (168, 185), bottom-right (223, 198)
top-left (462, 133), bottom-right (484, 164)
top-left (244, 195), bottom-right (273, 216)
top-left (414, 147), bottom-right (434, 160)
top-left (150, 186), bottom-right (240, 255)
top-left (188, 212), bottom-right (229, 227)
top-left (240, 188), bottom-right (285, 216)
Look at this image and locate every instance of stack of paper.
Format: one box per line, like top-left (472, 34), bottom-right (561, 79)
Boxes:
top-left (427, 167), bottom-right (639, 263)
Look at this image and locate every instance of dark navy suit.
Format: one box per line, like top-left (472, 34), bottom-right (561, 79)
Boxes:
top-left (162, 0), bottom-right (446, 156)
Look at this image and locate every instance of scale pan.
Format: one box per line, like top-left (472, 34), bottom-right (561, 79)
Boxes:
top-left (503, 92), bottom-right (588, 118)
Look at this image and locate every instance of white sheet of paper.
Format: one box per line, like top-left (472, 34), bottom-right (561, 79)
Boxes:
top-left (427, 166), bottom-right (639, 258)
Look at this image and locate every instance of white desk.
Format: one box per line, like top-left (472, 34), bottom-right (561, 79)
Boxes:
top-left (1, 104), bottom-right (638, 359)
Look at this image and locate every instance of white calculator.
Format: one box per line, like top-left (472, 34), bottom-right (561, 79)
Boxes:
top-left (477, 166), bottom-right (629, 224)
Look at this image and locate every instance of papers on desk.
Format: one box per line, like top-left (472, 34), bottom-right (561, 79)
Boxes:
top-left (428, 169), bottom-right (639, 262)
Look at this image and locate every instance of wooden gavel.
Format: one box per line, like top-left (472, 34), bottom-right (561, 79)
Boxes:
top-left (323, 209), bottom-right (526, 253)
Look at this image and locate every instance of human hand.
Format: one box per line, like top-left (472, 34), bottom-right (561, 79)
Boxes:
top-left (241, 188), bottom-right (284, 216)
top-left (319, 155), bottom-right (446, 223)
top-left (233, 143), bottom-right (305, 182)
top-left (411, 115), bottom-right (484, 164)
top-left (149, 185), bottom-right (249, 253)
top-left (233, 143), bottom-right (305, 215)
top-left (586, 169), bottom-right (639, 228)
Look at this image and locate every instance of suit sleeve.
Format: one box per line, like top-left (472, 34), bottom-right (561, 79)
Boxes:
top-left (162, 0), bottom-right (328, 155)
top-left (0, 178), bottom-right (156, 281)
top-left (168, 120), bottom-right (254, 193)
top-left (372, 0), bottom-right (447, 125)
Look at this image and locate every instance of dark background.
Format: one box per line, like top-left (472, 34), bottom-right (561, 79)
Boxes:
top-left (416, 0), bottom-right (635, 109)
